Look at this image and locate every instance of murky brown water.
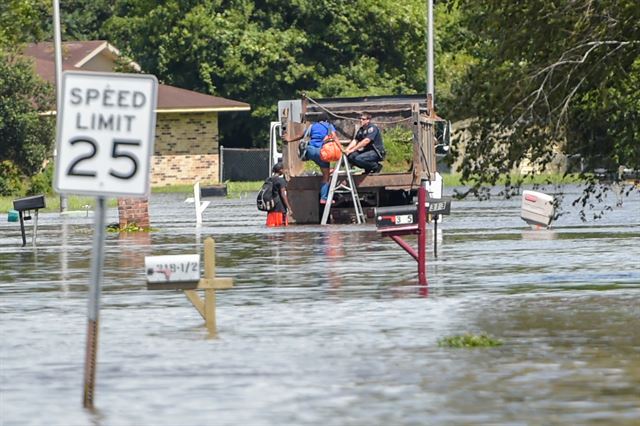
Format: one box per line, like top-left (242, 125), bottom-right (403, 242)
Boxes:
top-left (1, 184), bottom-right (639, 425)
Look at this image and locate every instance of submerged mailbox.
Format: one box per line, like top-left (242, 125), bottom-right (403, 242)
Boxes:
top-left (145, 254), bottom-right (201, 289)
top-left (375, 205), bottom-right (418, 229)
top-left (13, 195), bottom-right (46, 211)
top-left (521, 190), bottom-right (555, 228)
top-left (12, 194), bottom-right (46, 246)
top-left (375, 197), bottom-right (452, 230)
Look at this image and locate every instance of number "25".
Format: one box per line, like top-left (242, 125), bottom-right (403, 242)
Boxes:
top-left (67, 137), bottom-right (140, 179)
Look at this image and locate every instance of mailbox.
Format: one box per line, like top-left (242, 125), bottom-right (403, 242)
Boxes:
top-left (425, 197), bottom-right (452, 216)
top-left (375, 197), bottom-right (452, 230)
top-left (521, 190), bottom-right (554, 227)
top-left (13, 195), bottom-right (45, 212)
top-left (375, 205), bottom-right (418, 228)
top-left (12, 194), bottom-right (46, 247)
top-left (145, 254), bottom-right (201, 290)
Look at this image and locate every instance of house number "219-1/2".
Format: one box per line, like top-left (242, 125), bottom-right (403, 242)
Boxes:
top-left (66, 136), bottom-right (141, 179)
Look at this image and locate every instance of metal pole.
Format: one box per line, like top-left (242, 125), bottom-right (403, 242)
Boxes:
top-left (418, 183), bottom-right (427, 285)
top-left (83, 196), bottom-right (107, 408)
top-left (32, 210), bottom-right (39, 247)
top-left (219, 146), bottom-right (224, 182)
top-left (19, 212), bottom-right (26, 247)
top-left (433, 214), bottom-right (438, 258)
top-left (426, 0), bottom-right (434, 103)
top-left (52, 0), bottom-right (67, 212)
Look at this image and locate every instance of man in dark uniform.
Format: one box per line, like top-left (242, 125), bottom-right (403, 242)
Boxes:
top-left (345, 112), bottom-right (385, 173)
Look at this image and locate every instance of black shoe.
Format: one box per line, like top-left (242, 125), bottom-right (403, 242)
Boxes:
top-left (371, 163), bottom-right (383, 173)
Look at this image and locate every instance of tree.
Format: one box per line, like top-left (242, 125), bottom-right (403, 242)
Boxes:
top-left (0, 49), bottom-right (55, 195)
top-left (447, 0), bottom-right (639, 203)
top-left (100, 0), bottom-right (434, 146)
top-left (0, 0), bottom-right (51, 47)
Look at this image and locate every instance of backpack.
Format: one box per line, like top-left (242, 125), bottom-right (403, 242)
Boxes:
top-left (320, 132), bottom-right (342, 162)
top-left (256, 177), bottom-right (278, 211)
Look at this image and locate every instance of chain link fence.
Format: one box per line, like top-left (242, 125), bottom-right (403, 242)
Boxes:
top-left (220, 147), bottom-right (270, 182)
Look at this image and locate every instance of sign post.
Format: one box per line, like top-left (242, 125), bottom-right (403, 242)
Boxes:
top-left (54, 71), bottom-right (158, 408)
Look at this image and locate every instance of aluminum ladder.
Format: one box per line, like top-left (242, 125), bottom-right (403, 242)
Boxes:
top-left (321, 153), bottom-right (365, 225)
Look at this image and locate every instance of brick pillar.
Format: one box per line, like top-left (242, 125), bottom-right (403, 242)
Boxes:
top-left (117, 198), bottom-right (150, 229)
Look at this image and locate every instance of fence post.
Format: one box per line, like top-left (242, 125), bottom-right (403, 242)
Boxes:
top-left (219, 145), bottom-right (224, 182)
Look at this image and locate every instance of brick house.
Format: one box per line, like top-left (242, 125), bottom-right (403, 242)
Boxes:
top-left (25, 40), bottom-right (250, 186)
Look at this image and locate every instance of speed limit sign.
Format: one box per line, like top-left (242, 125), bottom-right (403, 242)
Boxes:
top-left (54, 71), bottom-right (158, 197)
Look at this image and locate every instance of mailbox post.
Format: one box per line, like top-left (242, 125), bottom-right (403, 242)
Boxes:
top-left (375, 182), bottom-right (451, 285)
top-left (13, 195), bottom-right (46, 247)
top-left (145, 237), bottom-right (234, 335)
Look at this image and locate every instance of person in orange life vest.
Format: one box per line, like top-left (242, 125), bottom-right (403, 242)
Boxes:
top-left (345, 112), bottom-right (385, 174)
top-left (283, 112), bottom-right (337, 204)
top-left (266, 162), bottom-right (293, 227)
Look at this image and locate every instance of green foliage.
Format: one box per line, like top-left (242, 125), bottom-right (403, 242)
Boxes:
top-left (0, 160), bottom-right (26, 196)
top-left (226, 180), bottom-right (262, 195)
top-left (0, 195), bottom-right (115, 214)
top-left (53, 0), bottom-right (114, 41)
top-left (107, 222), bottom-right (154, 233)
top-left (0, 0), bottom-right (51, 47)
top-left (27, 162), bottom-right (54, 195)
top-left (99, 0), bottom-right (433, 146)
top-left (0, 49), bottom-right (55, 184)
top-left (449, 0), bottom-right (640, 202)
top-left (438, 333), bottom-right (503, 348)
top-left (381, 127), bottom-right (414, 172)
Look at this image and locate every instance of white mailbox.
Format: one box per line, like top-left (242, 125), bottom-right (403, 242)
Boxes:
top-left (521, 190), bottom-right (555, 228)
top-left (145, 254), bottom-right (200, 283)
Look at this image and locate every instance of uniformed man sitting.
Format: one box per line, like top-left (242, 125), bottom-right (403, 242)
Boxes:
top-left (344, 112), bottom-right (385, 174)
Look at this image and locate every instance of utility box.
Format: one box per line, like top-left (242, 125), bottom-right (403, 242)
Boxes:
top-left (521, 190), bottom-right (555, 227)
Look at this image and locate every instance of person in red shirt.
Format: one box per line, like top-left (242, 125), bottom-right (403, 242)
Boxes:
top-left (266, 162), bottom-right (293, 227)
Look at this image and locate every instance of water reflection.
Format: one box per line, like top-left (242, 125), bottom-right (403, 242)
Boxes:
top-left (116, 231), bottom-right (152, 270)
top-left (322, 229), bottom-right (344, 292)
top-left (521, 229), bottom-right (558, 240)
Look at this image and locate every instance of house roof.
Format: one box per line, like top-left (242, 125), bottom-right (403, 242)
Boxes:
top-left (25, 41), bottom-right (250, 113)
top-left (24, 40), bottom-right (138, 70)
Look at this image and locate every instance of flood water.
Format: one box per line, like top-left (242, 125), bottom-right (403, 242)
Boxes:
top-left (1, 184), bottom-right (639, 426)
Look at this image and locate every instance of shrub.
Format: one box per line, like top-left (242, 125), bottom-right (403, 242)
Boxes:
top-left (27, 162), bottom-right (53, 195)
top-left (0, 160), bottom-right (26, 196)
top-left (382, 127), bottom-right (414, 172)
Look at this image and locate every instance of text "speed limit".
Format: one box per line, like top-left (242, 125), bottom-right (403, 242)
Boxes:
top-left (54, 71), bottom-right (158, 197)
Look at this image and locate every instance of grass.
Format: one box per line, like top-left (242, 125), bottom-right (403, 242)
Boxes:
top-left (438, 333), bottom-right (503, 348)
top-left (150, 181), bottom-right (264, 195)
top-left (0, 195), bottom-right (117, 214)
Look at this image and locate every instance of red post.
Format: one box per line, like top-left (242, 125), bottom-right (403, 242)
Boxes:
top-left (417, 185), bottom-right (427, 285)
